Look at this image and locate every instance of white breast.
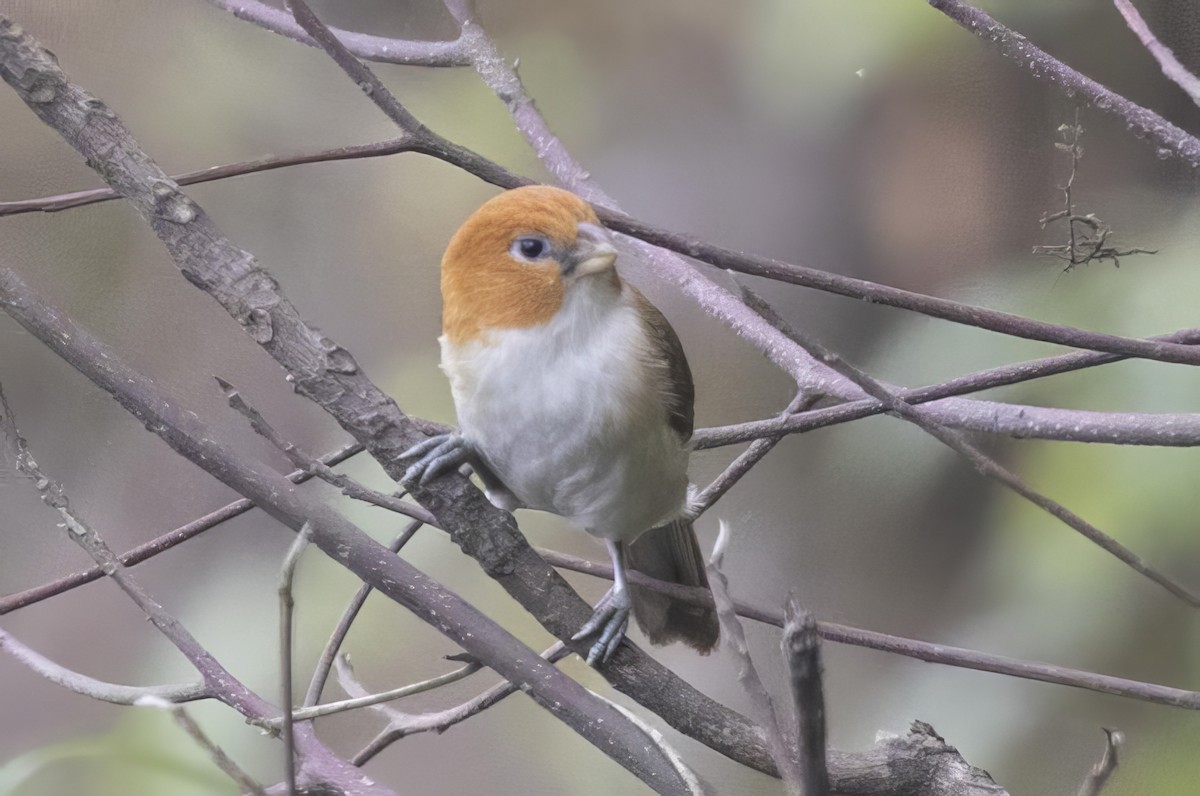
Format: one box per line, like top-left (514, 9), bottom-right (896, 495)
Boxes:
top-left (440, 280), bottom-right (689, 541)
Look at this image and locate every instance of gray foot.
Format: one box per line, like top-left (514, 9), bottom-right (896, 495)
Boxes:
top-left (572, 586), bottom-right (631, 666)
top-left (398, 432), bottom-right (474, 486)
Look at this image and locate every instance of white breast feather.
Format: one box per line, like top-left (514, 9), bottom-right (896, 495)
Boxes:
top-left (440, 281), bottom-right (689, 541)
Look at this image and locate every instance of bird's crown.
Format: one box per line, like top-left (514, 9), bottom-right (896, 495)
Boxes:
top-left (441, 186), bottom-right (617, 344)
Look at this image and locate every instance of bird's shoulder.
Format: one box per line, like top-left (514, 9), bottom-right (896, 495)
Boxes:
top-left (627, 286), bottom-right (695, 442)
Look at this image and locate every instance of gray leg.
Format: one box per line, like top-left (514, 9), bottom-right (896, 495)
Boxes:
top-left (572, 539), bottom-right (632, 666)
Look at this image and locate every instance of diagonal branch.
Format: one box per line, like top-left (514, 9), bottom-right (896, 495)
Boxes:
top-left (0, 378), bottom-right (382, 796)
top-left (692, 324), bottom-right (1200, 450)
top-left (537, 547), bottom-right (1200, 712)
top-left (928, 0), bottom-right (1200, 169)
top-left (304, 518), bottom-right (425, 708)
top-left (136, 696), bottom-right (268, 796)
top-left (0, 270), bottom-right (695, 795)
top-left (735, 282), bottom-right (1199, 606)
top-left (336, 643), bottom-right (570, 765)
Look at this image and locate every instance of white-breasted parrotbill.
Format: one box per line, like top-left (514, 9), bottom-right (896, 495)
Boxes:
top-left (400, 185), bottom-right (719, 664)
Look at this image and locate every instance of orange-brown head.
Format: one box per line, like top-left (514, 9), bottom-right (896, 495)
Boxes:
top-left (440, 185), bottom-right (619, 345)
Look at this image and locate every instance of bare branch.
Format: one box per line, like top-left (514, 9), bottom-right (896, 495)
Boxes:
top-left (593, 694), bottom-right (705, 796)
top-left (1113, 0), bottom-right (1200, 107)
top-left (1077, 728), bottom-right (1124, 796)
top-left (304, 519), bottom-right (425, 708)
top-left (928, 0), bottom-right (1200, 169)
top-left (338, 643), bottom-right (572, 765)
top-left (287, 657), bottom-right (481, 725)
top-left (842, 722), bottom-right (1007, 796)
top-left (284, 0), bottom-right (432, 138)
top-left (693, 327), bottom-right (1200, 450)
top-left (736, 282), bottom-right (1200, 607)
top-left (708, 522), bottom-right (803, 792)
top-left (692, 391), bottom-right (821, 516)
top-left (136, 696), bottom-right (268, 796)
top-left (1, 375), bottom-right (387, 795)
top-left (783, 600), bottom-right (830, 796)
top-left (0, 139), bottom-right (415, 218)
top-left (0, 627), bottom-right (208, 705)
top-left (536, 547), bottom-right (1200, 712)
top-left (0, 272), bottom-right (696, 795)
top-left (204, 0), bottom-right (471, 67)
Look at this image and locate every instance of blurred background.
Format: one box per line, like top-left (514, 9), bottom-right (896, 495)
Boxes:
top-left (2, 0), bottom-right (1200, 793)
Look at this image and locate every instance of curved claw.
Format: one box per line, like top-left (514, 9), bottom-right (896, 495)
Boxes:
top-left (572, 586), bottom-right (632, 666)
top-left (400, 433), bottom-right (472, 486)
top-left (399, 433), bottom-right (453, 461)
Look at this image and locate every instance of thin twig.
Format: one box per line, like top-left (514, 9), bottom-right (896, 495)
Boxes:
top-left (0, 441), bottom-right (363, 616)
top-left (536, 546), bottom-right (1200, 712)
top-left (0, 139), bottom-right (414, 218)
top-left (205, 0), bottom-right (471, 67)
top-left (708, 522), bottom-right (803, 792)
top-left (594, 694), bottom-right (705, 796)
top-left (736, 281), bottom-right (1200, 607)
top-left (285, 657), bottom-right (481, 725)
top-left (217, 377), bottom-right (436, 525)
top-left (278, 522), bottom-right (312, 795)
top-left (1034, 109), bottom-right (1156, 270)
top-left (1077, 727), bottom-right (1124, 796)
top-left (338, 642), bottom-right (572, 766)
top-left (692, 391), bottom-right (821, 515)
top-left (304, 519), bottom-right (425, 708)
top-left (1113, 0), bottom-right (1200, 107)
top-left (783, 599), bottom-right (830, 796)
top-left (136, 696), bottom-right (268, 796)
top-left (285, 0), bottom-right (430, 136)
top-left (0, 627), bottom-right (208, 705)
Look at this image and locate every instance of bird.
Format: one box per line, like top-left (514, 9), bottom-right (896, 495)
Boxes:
top-left (399, 185), bottom-right (719, 665)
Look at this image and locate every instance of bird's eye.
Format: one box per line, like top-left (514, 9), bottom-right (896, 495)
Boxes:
top-left (510, 236), bottom-right (551, 262)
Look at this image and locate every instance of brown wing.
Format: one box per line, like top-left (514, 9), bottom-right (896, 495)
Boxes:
top-left (630, 286), bottom-right (694, 442)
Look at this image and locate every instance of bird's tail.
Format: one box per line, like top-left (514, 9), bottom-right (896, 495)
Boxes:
top-left (626, 517), bottom-right (719, 653)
